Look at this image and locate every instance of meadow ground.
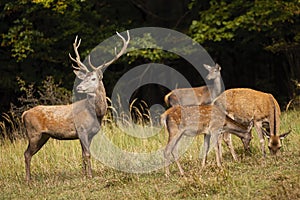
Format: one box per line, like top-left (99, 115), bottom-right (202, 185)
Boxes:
top-left (1, 110), bottom-right (300, 200)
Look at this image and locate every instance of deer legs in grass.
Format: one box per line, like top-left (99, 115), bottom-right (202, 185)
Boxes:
top-left (24, 134), bottom-right (50, 181)
top-left (78, 129), bottom-right (94, 178)
top-left (80, 140), bottom-right (92, 178)
top-left (201, 132), bottom-right (241, 168)
top-left (164, 131), bottom-right (185, 176)
top-left (164, 132), bottom-right (222, 177)
top-left (220, 133), bottom-right (238, 161)
top-left (24, 132), bottom-right (93, 180)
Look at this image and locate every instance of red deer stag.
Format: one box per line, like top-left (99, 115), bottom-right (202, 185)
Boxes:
top-left (213, 88), bottom-right (291, 156)
top-left (22, 31), bottom-right (130, 182)
top-left (164, 63), bottom-right (252, 161)
top-left (162, 104), bottom-right (253, 176)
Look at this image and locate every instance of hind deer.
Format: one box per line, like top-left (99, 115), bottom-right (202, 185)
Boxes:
top-left (161, 104), bottom-right (253, 176)
top-left (164, 63), bottom-right (222, 106)
top-left (22, 31), bottom-right (130, 182)
top-left (164, 64), bottom-right (252, 162)
top-left (212, 88), bottom-right (291, 156)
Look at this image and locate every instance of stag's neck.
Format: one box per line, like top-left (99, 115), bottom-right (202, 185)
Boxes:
top-left (85, 85), bottom-right (107, 123)
top-left (93, 81), bottom-right (107, 119)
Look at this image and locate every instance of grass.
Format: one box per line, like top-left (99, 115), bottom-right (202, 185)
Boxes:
top-left (1, 110), bottom-right (300, 200)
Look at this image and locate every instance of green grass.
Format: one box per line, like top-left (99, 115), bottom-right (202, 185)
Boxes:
top-left (1, 111), bottom-right (300, 200)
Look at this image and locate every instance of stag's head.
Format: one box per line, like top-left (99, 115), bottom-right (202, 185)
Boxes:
top-left (203, 63), bottom-right (221, 80)
top-left (74, 70), bottom-right (101, 95)
top-left (69, 31), bottom-right (130, 95)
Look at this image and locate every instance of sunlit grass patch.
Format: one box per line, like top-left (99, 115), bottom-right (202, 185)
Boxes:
top-left (0, 110), bottom-right (300, 199)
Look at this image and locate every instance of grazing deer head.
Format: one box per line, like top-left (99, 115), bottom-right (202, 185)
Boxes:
top-left (261, 125), bottom-right (291, 154)
top-left (22, 31), bottom-right (130, 182)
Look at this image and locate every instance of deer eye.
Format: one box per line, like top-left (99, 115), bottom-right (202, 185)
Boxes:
top-left (91, 78), bottom-right (96, 81)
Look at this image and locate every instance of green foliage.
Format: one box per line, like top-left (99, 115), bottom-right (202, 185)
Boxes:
top-left (127, 33), bottom-right (179, 63)
top-left (189, 0), bottom-right (300, 101)
top-left (0, 0), bottom-right (134, 101)
top-left (31, 0), bottom-right (70, 14)
top-left (1, 18), bottom-right (43, 62)
top-left (190, 0), bottom-right (300, 51)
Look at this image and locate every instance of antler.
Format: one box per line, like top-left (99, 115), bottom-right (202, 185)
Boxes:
top-left (69, 36), bottom-right (90, 72)
top-left (69, 31), bottom-right (130, 72)
top-left (90, 30), bottom-right (130, 71)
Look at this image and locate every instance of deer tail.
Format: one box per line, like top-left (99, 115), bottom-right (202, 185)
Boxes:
top-left (164, 92), bottom-right (172, 106)
top-left (21, 111), bottom-right (28, 124)
top-left (160, 112), bottom-right (167, 127)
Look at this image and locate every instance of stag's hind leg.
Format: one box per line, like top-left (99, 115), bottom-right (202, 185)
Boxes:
top-left (24, 133), bottom-right (50, 182)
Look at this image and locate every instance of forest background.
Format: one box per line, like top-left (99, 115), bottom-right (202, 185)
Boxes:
top-left (0, 0), bottom-right (299, 139)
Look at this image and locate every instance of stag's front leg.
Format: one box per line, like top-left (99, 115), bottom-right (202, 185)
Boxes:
top-left (79, 134), bottom-right (92, 178)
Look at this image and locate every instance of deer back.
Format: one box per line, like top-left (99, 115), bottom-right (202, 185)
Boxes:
top-left (213, 88), bottom-right (280, 136)
top-left (164, 64), bottom-right (222, 106)
top-left (164, 86), bottom-right (211, 106)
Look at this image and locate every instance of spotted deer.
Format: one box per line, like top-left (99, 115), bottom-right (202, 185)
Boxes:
top-left (213, 88), bottom-right (291, 156)
top-left (164, 64), bottom-right (252, 161)
top-left (22, 31), bottom-right (130, 182)
top-left (162, 104), bottom-right (253, 176)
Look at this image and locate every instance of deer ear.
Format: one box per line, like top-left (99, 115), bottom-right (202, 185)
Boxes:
top-left (261, 127), bottom-right (270, 139)
top-left (215, 63), bottom-right (221, 71)
top-left (279, 130), bottom-right (291, 140)
top-left (203, 64), bottom-right (212, 70)
top-left (96, 69), bottom-right (103, 79)
top-left (73, 70), bottom-right (86, 80)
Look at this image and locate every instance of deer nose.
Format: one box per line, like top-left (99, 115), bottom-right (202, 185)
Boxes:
top-left (268, 146), bottom-right (280, 155)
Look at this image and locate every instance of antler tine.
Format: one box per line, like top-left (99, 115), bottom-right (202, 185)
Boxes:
top-left (88, 55), bottom-right (98, 71)
top-left (69, 35), bottom-right (90, 72)
top-left (69, 53), bottom-right (82, 71)
top-left (71, 63), bottom-right (81, 71)
top-left (96, 30), bottom-right (130, 70)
